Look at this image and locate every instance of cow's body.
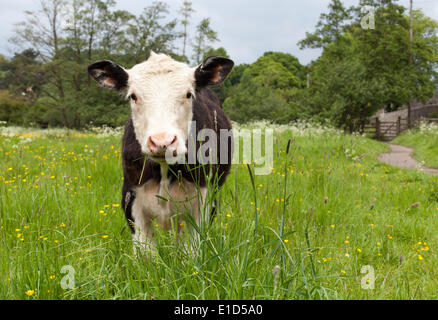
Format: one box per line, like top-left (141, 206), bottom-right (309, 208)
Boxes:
top-left (88, 52), bottom-right (234, 251)
top-left (121, 87), bottom-right (233, 241)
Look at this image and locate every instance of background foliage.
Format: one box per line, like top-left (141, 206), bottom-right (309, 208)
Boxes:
top-left (0, 0), bottom-right (437, 130)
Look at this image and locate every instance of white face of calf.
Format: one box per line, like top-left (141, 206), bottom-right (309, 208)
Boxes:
top-left (127, 53), bottom-right (196, 160)
top-left (88, 52), bottom-right (234, 163)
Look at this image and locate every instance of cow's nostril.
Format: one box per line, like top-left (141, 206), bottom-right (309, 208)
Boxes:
top-left (147, 137), bottom-right (157, 151)
top-left (170, 136), bottom-right (177, 146)
top-left (148, 134), bottom-right (178, 154)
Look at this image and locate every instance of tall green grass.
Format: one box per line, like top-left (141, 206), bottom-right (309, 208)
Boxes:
top-left (0, 125), bottom-right (437, 300)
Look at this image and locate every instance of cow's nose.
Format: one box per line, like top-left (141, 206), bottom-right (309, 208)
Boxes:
top-left (147, 134), bottom-right (178, 154)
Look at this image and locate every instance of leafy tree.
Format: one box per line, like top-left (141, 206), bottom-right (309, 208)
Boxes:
top-left (224, 53), bottom-right (304, 123)
top-left (216, 62), bottom-right (249, 104)
top-left (179, 1), bottom-right (195, 60)
top-left (203, 47), bottom-right (229, 60)
top-left (304, 36), bottom-right (385, 131)
top-left (127, 2), bottom-right (180, 64)
top-left (98, 8), bottom-right (134, 55)
top-left (299, 0), bottom-right (438, 131)
top-left (262, 52), bottom-right (307, 87)
top-left (6, 0), bottom-right (198, 128)
top-left (349, 1), bottom-right (438, 117)
top-left (0, 49), bottom-right (45, 97)
top-left (298, 0), bottom-right (351, 49)
top-left (192, 18), bottom-right (218, 64)
top-left (0, 90), bottom-right (28, 125)
top-left (11, 0), bottom-right (73, 126)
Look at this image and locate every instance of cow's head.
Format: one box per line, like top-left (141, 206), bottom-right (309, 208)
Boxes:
top-left (88, 52), bottom-right (234, 163)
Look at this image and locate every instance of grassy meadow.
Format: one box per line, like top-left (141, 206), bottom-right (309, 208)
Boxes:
top-left (393, 123), bottom-right (438, 169)
top-left (1, 123), bottom-right (437, 300)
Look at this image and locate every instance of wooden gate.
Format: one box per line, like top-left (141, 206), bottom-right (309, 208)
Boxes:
top-left (364, 117), bottom-right (409, 141)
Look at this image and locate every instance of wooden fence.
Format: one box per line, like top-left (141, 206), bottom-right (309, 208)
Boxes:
top-left (364, 117), bottom-right (409, 141)
top-left (421, 118), bottom-right (438, 125)
top-left (365, 117), bottom-right (438, 141)
top-left (364, 103), bottom-right (438, 141)
top-left (410, 104), bottom-right (438, 119)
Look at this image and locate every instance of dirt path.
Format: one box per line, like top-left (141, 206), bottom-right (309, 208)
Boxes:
top-left (378, 144), bottom-right (438, 176)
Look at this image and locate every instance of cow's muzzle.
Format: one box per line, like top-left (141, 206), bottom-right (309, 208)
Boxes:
top-left (147, 133), bottom-right (178, 160)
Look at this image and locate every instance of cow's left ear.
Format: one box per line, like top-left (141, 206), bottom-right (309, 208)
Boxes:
top-left (195, 56), bottom-right (234, 87)
top-left (88, 60), bottom-right (129, 91)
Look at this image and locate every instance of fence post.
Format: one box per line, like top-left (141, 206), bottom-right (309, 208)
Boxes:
top-left (375, 118), bottom-right (381, 141)
top-left (397, 116), bottom-right (401, 135)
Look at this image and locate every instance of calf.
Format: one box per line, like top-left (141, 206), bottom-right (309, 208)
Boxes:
top-left (88, 52), bottom-right (234, 251)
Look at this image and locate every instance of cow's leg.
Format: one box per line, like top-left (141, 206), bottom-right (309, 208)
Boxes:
top-left (166, 180), bottom-right (200, 253)
top-left (131, 193), bottom-right (156, 255)
top-left (122, 186), bottom-right (136, 234)
top-left (187, 186), bottom-right (209, 254)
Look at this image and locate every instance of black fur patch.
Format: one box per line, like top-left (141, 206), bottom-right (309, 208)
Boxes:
top-left (121, 188), bottom-right (136, 234)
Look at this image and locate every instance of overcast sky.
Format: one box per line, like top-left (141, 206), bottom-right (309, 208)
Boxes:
top-left (1, 0), bottom-right (437, 65)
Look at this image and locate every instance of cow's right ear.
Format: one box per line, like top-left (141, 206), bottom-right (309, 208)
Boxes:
top-left (88, 60), bottom-right (129, 90)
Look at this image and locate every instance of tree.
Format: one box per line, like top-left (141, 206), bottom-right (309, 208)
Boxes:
top-left (262, 52), bottom-right (307, 87)
top-left (3, 1), bottom-right (240, 128)
top-left (127, 2), bottom-right (180, 63)
top-left (299, 0), bottom-right (438, 131)
top-left (298, 0), bottom-right (351, 49)
top-left (98, 6), bottom-right (134, 56)
top-left (349, 1), bottom-right (438, 110)
top-left (0, 49), bottom-right (44, 96)
top-left (11, 0), bottom-right (73, 127)
top-left (303, 36), bottom-right (385, 131)
top-left (179, 1), bottom-right (195, 60)
top-left (223, 53), bottom-right (304, 123)
top-left (192, 18), bottom-right (218, 64)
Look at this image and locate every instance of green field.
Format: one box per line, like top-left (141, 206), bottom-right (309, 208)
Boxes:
top-left (393, 123), bottom-right (438, 169)
top-left (1, 124), bottom-right (437, 300)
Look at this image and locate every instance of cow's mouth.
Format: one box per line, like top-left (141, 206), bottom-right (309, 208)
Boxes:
top-left (149, 154), bottom-right (166, 162)
top-left (148, 150), bottom-right (181, 164)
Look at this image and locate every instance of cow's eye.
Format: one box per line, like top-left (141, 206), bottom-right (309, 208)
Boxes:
top-left (186, 92), bottom-right (192, 99)
top-left (130, 93), bottom-right (137, 102)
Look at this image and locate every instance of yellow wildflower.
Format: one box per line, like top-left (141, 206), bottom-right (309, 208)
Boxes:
top-left (25, 290), bottom-right (35, 297)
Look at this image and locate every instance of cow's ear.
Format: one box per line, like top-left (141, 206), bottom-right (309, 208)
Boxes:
top-left (88, 60), bottom-right (129, 90)
top-left (195, 56), bottom-right (234, 87)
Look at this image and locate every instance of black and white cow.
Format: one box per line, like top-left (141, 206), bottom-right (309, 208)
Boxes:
top-left (88, 52), bottom-right (234, 251)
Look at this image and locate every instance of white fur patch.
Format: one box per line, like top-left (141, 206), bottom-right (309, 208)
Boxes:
top-left (126, 53), bottom-right (197, 157)
top-left (131, 178), bottom-right (207, 251)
